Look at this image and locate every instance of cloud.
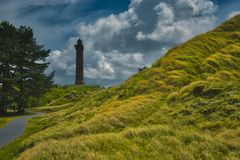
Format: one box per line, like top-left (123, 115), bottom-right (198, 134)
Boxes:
top-left (47, 0), bottom-right (218, 85)
top-left (0, 0), bottom-right (96, 50)
top-left (228, 11), bottom-right (240, 19)
top-left (136, 0), bottom-right (216, 42)
top-left (46, 38), bottom-right (77, 84)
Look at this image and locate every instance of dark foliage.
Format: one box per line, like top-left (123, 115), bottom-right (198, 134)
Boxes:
top-left (0, 21), bottom-right (54, 113)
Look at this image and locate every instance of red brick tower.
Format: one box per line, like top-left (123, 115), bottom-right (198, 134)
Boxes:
top-left (74, 39), bottom-right (84, 85)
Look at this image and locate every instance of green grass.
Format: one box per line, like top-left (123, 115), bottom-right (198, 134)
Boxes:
top-left (17, 126), bottom-right (240, 160)
top-left (1, 15), bottom-right (240, 160)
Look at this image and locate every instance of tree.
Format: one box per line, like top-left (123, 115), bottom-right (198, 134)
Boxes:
top-left (14, 26), bottom-right (54, 113)
top-left (0, 21), bottom-right (17, 113)
top-left (0, 21), bottom-right (54, 113)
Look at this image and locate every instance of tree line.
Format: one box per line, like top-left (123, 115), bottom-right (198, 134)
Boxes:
top-left (0, 21), bottom-right (54, 114)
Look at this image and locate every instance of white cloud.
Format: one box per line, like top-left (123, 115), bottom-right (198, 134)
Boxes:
top-left (228, 11), bottom-right (240, 19)
top-left (83, 50), bottom-right (144, 80)
top-left (136, 0), bottom-right (216, 42)
top-left (155, 2), bottom-right (174, 23)
top-left (85, 68), bottom-right (98, 79)
top-left (177, 0), bottom-right (216, 15)
top-left (47, 0), bottom-right (218, 85)
top-left (46, 38), bottom-right (78, 84)
top-left (98, 54), bottom-right (115, 80)
top-left (80, 14), bottom-right (130, 40)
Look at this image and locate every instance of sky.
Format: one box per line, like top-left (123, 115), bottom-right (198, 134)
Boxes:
top-left (0, 0), bottom-right (240, 86)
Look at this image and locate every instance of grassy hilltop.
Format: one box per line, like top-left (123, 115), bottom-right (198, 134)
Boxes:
top-left (1, 15), bottom-right (240, 160)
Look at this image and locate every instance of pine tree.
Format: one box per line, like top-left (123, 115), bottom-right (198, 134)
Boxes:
top-left (0, 21), bottom-right (54, 113)
top-left (0, 21), bottom-right (17, 113)
top-left (14, 26), bottom-right (54, 113)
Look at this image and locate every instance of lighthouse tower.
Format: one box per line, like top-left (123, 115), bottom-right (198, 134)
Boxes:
top-left (74, 39), bottom-right (84, 85)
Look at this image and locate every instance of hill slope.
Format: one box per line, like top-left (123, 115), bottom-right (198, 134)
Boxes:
top-left (1, 15), bottom-right (240, 160)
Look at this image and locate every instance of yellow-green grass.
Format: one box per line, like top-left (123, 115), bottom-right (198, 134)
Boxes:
top-left (1, 15), bottom-right (240, 160)
top-left (17, 126), bottom-right (240, 160)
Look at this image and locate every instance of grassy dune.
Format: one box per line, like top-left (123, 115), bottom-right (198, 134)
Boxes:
top-left (1, 15), bottom-right (240, 160)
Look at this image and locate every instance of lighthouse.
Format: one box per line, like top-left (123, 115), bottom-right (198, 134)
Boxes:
top-left (74, 39), bottom-right (84, 85)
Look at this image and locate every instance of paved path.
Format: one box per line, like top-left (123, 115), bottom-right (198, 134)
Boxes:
top-left (0, 113), bottom-right (43, 148)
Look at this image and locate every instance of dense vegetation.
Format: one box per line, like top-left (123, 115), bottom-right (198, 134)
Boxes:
top-left (0, 21), bottom-right (54, 113)
top-left (1, 15), bottom-right (240, 160)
